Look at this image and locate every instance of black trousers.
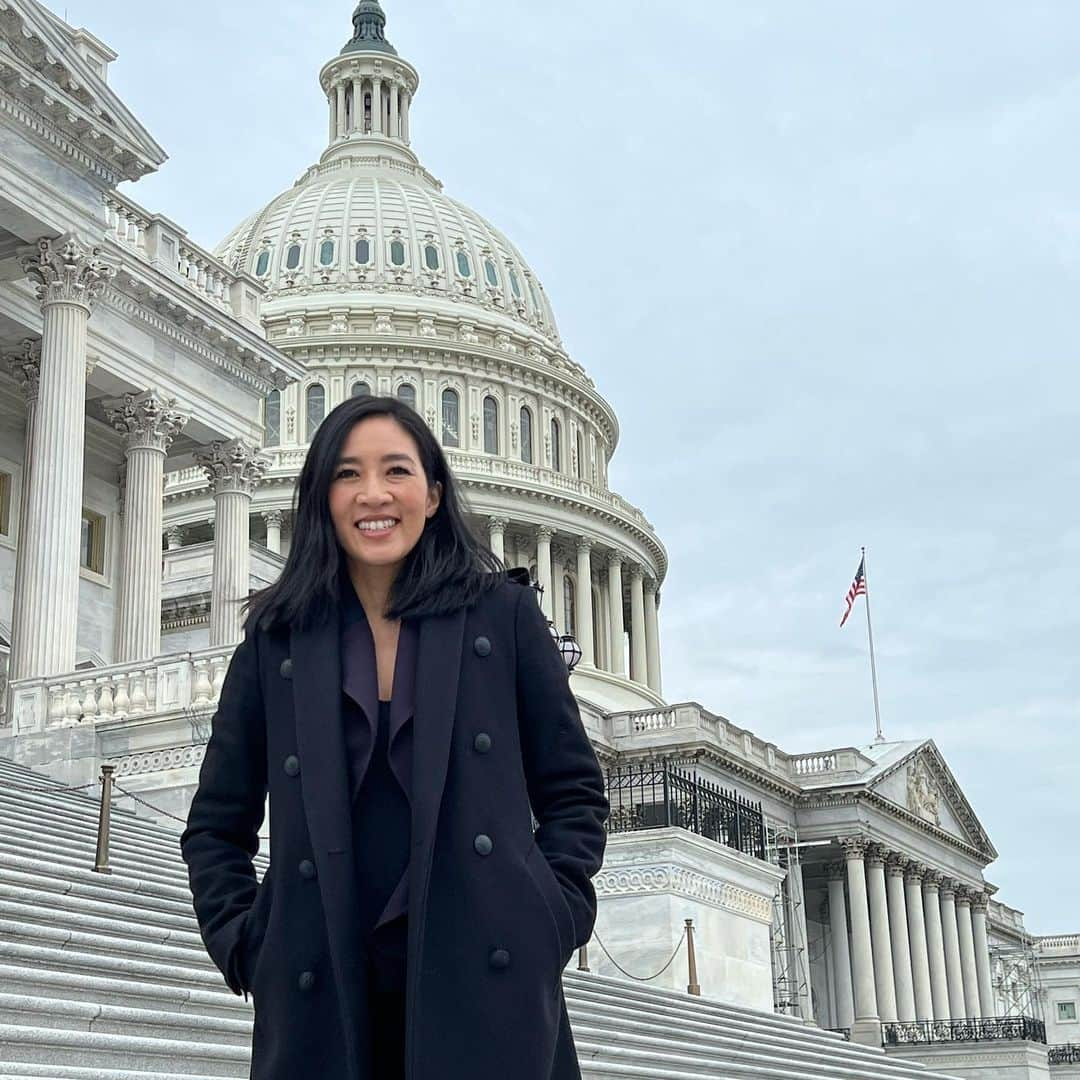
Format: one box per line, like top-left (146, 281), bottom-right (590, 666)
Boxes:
top-left (367, 914), bottom-right (407, 1079)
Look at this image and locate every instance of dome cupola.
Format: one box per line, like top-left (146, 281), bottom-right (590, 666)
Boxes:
top-left (343, 1), bottom-right (397, 55)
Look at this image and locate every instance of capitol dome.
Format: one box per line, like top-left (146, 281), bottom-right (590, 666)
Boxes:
top-left (166, 0), bottom-right (668, 714)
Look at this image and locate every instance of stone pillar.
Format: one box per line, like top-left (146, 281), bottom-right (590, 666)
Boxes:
top-left (263, 510), bottom-right (283, 555)
top-left (328, 92), bottom-right (337, 142)
top-left (842, 838), bottom-right (880, 1044)
top-left (10, 235), bottom-right (115, 681)
top-left (350, 76), bottom-right (361, 132)
top-left (865, 846), bottom-right (897, 1022)
top-left (402, 90), bottom-right (411, 142)
top-left (643, 577), bottom-right (662, 693)
top-left (885, 855), bottom-right (917, 1022)
top-left (106, 391), bottom-right (187, 663)
top-left (629, 564), bottom-right (647, 684)
top-left (826, 864), bottom-right (855, 1031)
top-left (535, 527), bottom-right (553, 619)
top-left (574, 539), bottom-right (595, 666)
top-left (606, 552), bottom-right (625, 676)
top-left (939, 879), bottom-right (967, 1019)
top-left (390, 81), bottom-right (401, 138)
top-left (487, 515), bottom-right (507, 562)
top-left (335, 82), bottom-right (347, 138)
top-left (164, 525), bottom-right (184, 551)
top-left (922, 872), bottom-right (951, 1020)
top-left (904, 863), bottom-right (934, 1021)
top-left (196, 439), bottom-right (268, 647)
top-left (956, 889), bottom-right (982, 1018)
top-left (551, 550), bottom-right (566, 633)
top-left (971, 894), bottom-right (995, 1017)
top-left (372, 77), bottom-right (383, 134)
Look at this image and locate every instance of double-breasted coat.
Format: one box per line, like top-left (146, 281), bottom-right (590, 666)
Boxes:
top-left (179, 574), bottom-right (610, 1080)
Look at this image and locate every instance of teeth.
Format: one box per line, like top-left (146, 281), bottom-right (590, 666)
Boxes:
top-left (357, 519), bottom-right (397, 532)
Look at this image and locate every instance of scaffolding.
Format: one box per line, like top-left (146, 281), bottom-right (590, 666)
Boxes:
top-left (991, 937), bottom-right (1046, 1023)
top-left (766, 822), bottom-right (811, 1020)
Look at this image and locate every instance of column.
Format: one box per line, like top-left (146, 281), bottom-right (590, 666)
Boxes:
top-left (629, 564), bottom-right (647, 684)
top-left (535, 527), bottom-right (553, 619)
top-left (939, 879), bottom-right (967, 1019)
top-left (574, 539), bottom-right (595, 666)
top-left (487, 515), bottom-right (507, 562)
top-left (514, 536), bottom-right (531, 576)
top-left (372, 77), bottom-right (383, 134)
top-left (263, 510), bottom-right (283, 555)
top-left (350, 76), bottom-right (361, 132)
top-left (402, 90), bottom-right (411, 142)
top-left (922, 872), bottom-right (951, 1020)
top-left (196, 439), bottom-right (268, 647)
top-left (606, 552), bottom-right (625, 676)
top-left (164, 525), bottom-right (184, 551)
top-left (328, 92), bottom-right (337, 142)
top-left (643, 577), bottom-right (662, 693)
top-left (826, 864), bottom-right (855, 1031)
top-left (106, 391), bottom-right (187, 663)
top-left (865, 846), bottom-right (897, 1022)
top-left (842, 838), bottom-right (879, 1044)
top-left (971, 894), bottom-right (995, 1017)
top-left (10, 235), bottom-right (115, 681)
top-left (390, 81), bottom-right (401, 137)
top-left (335, 82), bottom-right (347, 138)
top-left (885, 855), bottom-right (917, 1022)
top-left (904, 863), bottom-right (934, 1021)
top-left (785, 858), bottom-right (812, 1020)
top-left (956, 889), bottom-right (982, 1017)
top-left (551, 550), bottom-right (566, 633)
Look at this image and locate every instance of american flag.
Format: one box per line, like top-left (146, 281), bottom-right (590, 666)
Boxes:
top-left (840, 555), bottom-right (866, 628)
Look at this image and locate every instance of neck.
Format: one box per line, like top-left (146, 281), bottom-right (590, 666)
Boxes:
top-left (345, 559), bottom-right (400, 622)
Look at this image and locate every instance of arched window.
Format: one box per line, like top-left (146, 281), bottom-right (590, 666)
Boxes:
top-left (455, 250), bottom-right (472, 278)
top-left (563, 576), bottom-right (576, 636)
top-left (397, 382), bottom-right (417, 410)
top-left (390, 239), bottom-right (406, 267)
top-left (285, 243), bottom-right (303, 270)
top-left (351, 381), bottom-right (371, 398)
top-left (255, 248), bottom-right (271, 277)
top-left (319, 239), bottom-right (335, 266)
top-left (519, 405), bottom-right (534, 464)
top-left (264, 389), bottom-right (281, 446)
top-left (355, 237), bottom-right (371, 265)
top-left (424, 244), bottom-right (440, 271)
top-left (550, 417), bottom-right (561, 472)
top-left (575, 429), bottom-right (584, 479)
top-left (306, 384), bottom-right (326, 441)
top-left (483, 258), bottom-right (499, 288)
top-left (508, 268), bottom-right (522, 299)
top-left (482, 395), bottom-right (499, 454)
top-left (441, 388), bottom-right (460, 448)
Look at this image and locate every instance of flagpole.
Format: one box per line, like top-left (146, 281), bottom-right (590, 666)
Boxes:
top-left (861, 545), bottom-right (884, 743)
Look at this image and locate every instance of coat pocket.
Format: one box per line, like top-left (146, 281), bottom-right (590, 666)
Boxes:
top-left (239, 869), bottom-right (275, 992)
top-left (523, 839), bottom-right (576, 973)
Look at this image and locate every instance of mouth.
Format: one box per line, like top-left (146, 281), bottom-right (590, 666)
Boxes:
top-left (355, 517), bottom-right (400, 539)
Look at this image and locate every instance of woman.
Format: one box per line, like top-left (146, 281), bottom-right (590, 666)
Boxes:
top-left (179, 394), bottom-right (610, 1080)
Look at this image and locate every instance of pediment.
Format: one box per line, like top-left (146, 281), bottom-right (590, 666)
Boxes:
top-left (868, 742), bottom-right (996, 859)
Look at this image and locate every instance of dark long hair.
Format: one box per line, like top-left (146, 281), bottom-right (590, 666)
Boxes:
top-left (242, 395), bottom-right (505, 634)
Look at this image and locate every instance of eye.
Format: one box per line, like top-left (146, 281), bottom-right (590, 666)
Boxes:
top-left (335, 468), bottom-right (357, 479)
top-left (388, 465), bottom-right (411, 475)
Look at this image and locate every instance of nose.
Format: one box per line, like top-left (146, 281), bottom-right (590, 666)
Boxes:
top-left (353, 477), bottom-right (392, 505)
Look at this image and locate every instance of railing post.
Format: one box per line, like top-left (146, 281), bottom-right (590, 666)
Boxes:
top-left (686, 918), bottom-right (700, 996)
top-left (577, 942), bottom-right (590, 973)
top-left (93, 763), bottom-right (115, 874)
top-left (662, 761), bottom-right (671, 827)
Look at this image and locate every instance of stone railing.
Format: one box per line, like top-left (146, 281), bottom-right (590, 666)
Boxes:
top-left (103, 191), bottom-right (262, 323)
top-left (1038, 935), bottom-right (1080, 954)
top-left (791, 753), bottom-right (837, 776)
top-left (8, 645), bottom-right (235, 736)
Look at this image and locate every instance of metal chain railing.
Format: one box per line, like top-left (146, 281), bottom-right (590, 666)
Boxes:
top-left (578, 917), bottom-right (702, 995)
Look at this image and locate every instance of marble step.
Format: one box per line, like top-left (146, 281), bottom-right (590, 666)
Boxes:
top-left (0, 1067), bottom-right (220, 1080)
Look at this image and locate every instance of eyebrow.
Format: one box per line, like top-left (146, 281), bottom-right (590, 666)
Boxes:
top-left (335, 453), bottom-right (416, 466)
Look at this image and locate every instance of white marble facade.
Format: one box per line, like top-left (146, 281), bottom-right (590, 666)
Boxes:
top-left (0, 3), bottom-right (1072, 1072)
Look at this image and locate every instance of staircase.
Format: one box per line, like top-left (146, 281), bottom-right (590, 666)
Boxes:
top-left (0, 756), bottom-right (960, 1079)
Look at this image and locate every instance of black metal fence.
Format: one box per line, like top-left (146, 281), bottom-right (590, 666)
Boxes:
top-left (603, 758), bottom-right (766, 861)
top-left (1049, 1044), bottom-right (1080, 1064)
top-left (882, 1017), bottom-right (1047, 1047)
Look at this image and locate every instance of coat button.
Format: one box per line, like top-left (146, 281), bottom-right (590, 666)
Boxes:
top-left (473, 635), bottom-right (492, 657)
top-left (473, 732), bottom-right (492, 753)
top-left (489, 948), bottom-right (510, 969)
top-left (280, 657), bottom-right (293, 679)
top-left (473, 833), bottom-right (493, 856)
top-left (298, 970), bottom-right (316, 992)
top-left (298, 859), bottom-right (316, 880)
top-left (283, 755), bottom-right (300, 777)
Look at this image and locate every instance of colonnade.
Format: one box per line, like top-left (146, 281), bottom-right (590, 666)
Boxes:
top-left (828, 838), bottom-right (995, 1032)
top-left (329, 75), bottom-right (411, 143)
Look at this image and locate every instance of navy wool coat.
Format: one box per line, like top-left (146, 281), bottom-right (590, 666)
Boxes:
top-left (179, 576), bottom-right (610, 1080)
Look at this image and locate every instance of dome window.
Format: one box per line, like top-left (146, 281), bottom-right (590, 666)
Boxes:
top-left (508, 269), bottom-right (522, 299)
top-left (306, 384), bottom-right (326, 441)
top-left (550, 417), bottom-right (562, 472)
top-left (455, 250), bottom-right (472, 278)
top-left (397, 382), bottom-right (417, 410)
top-left (519, 405), bottom-right (534, 465)
top-left (264, 389), bottom-right (281, 446)
top-left (255, 249), bottom-right (271, 278)
top-left (351, 381), bottom-right (371, 398)
top-left (527, 276), bottom-right (542, 314)
top-left (575, 429), bottom-right (585, 479)
top-left (424, 244), bottom-right (440, 271)
top-left (319, 239), bottom-right (336, 266)
top-left (482, 396), bottom-right (499, 454)
top-left (441, 388), bottom-right (460, 448)
top-left (483, 259), bottom-right (499, 288)
top-left (355, 237), bottom-right (371, 265)
top-left (285, 243), bottom-right (303, 271)
top-left (390, 239), bottom-right (406, 267)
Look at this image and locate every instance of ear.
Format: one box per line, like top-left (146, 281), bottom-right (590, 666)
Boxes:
top-left (426, 480), bottom-right (443, 519)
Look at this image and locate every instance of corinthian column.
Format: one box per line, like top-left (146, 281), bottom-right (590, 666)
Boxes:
top-left (487, 516), bottom-right (508, 562)
top-left (262, 510), bottom-right (283, 555)
top-left (643, 577), bottom-right (662, 692)
top-left (922, 871), bottom-right (951, 1020)
top-left (956, 888), bottom-right (982, 1018)
top-left (904, 862), bottom-right (934, 1021)
top-left (607, 552), bottom-right (625, 676)
top-left (826, 863), bottom-right (855, 1030)
top-left (886, 855), bottom-right (917, 1022)
top-left (629, 563), bottom-right (647, 684)
top-left (866, 845), bottom-right (897, 1022)
top-left (842, 837), bottom-right (879, 1044)
top-left (971, 893), bottom-right (995, 1017)
top-left (9, 235), bottom-right (115, 681)
top-left (939, 879), bottom-right (967, 1019)
top-left (196, 439), bottom-right (268, 647)
top-left (535, 527), bottom-right (553, 619)
top-left (574, 539), bottom-right (595, 666)
top-left (106, 391), bottom-right (187, 662)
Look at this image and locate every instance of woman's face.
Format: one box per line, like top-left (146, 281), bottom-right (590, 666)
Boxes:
top-left (328, 415), bottom-right (441, 575)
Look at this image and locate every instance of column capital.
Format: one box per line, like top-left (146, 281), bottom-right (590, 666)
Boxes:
top-left (575, 537), bottom-right (595, 554)
top-left (105, 390), bottom-right (188, 454)
top-left (922, 869), bottom-right (943, 892)
top-left (606, 549), bottom-right (624, 570)
top-left (904, 861), bottom-right (928, 885)
top-left (886, 852), bottom-right (910, 877)
top-left (955, 887), bottom-right (975, 908)
top-left (488, 515), bottom-right (510, 533)
top-left (939, 877), bottom-right (960, 899)
top-left (535, 525), bottom-right (554, 543)
top-left (970, 892), bottom-right (989, 914)
top-left (4, 338), bottom-right (42, 403)
top-left (826, 861), bottom-right (848, 881)
top-left (20, 233), bottom-right (116, 311)
top-left (628, 562), bottom-right (645, 582)
top-left (195, 438), bottom-right (269, 496)
top-left (262, 509), bottom-right (284, 527)
top-left (643, 574), bottom-right (659, 595)
top-left (841, 835), bottom-right (870, 860)
top-left (865, 843), bottom-right (888, 869)
top-left (164, 524), bottom-right (184, 547)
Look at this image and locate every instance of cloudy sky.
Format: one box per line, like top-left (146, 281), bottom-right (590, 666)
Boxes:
top-left (73, 0), bottom-right (1077, 931)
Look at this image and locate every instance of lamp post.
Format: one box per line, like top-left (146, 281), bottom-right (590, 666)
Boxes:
top-left (530, 579), bottom-right (583, 673)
